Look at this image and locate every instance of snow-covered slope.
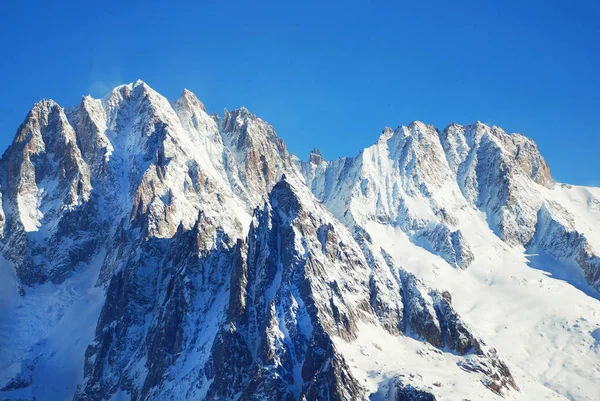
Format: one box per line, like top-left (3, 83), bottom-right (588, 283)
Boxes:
top-left (0, 82), bottom-right (598, 401)
top-left (299, 122), bottom-right (599, 290)
top-left (298, 122), bottom-right (600, 401)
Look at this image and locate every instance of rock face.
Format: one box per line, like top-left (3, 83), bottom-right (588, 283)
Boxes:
top-left (70, 177), bottom-right (517, 401)
top-left (298, 120), bottom-right (600, 289)
top-left (531, 202), bottom-right (600, 290)
top-left (216, 107), bottom-right (297, 206)
top-left (0, 81), bottom-right (599, 401)
top-left (439, 122), bottom-right (553, 246)
top-left (392, 381), bottom-right (437, 401)
top-left (0, 99), bottom-right (95, 284)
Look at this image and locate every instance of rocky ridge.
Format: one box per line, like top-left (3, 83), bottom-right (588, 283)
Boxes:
top-left (0, 81), bottom-right (598, 401)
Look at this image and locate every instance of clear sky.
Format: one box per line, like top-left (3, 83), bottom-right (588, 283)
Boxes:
top-left (0, 0), bottom-right (598, 185)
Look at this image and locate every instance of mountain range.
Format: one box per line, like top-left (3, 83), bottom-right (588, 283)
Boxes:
top-left (0, 80), bottom-right (599, 401)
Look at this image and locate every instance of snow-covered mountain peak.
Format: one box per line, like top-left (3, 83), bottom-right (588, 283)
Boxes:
top-left (2, 97), bottom-right (92, 234)
top-left (1, 82), bottom-right (599, 401)
top-left (214, 105), bottom-right (298, 207)
top-left (407, 120), bottom-right (436, 131)
top-left (176, 88), bottom-right (207, 113)
top-left (9, 99), bottom-right (62, 146)
top-left (377, 126), bottom-right (394, 142)
top-left (267, 174), bottom-right (324, 222)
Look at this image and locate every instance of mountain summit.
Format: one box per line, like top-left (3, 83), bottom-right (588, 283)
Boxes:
top-left (0, 82), bottom-right (599, 401)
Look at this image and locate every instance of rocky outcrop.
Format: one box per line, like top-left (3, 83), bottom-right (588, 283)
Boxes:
top-left (532, 202), bottom-right (600, 290)
top-left (414, 225), bottom-right (474, 269)
top-left (217, 107), bottom-right (298, 206)
top-left (2, 100), bottom-right (92, 232)
top-left (397, 270), bottom-right (518, 394)
top-left (392, 381), bottom-right (437, 401)
top-left (73, 177), bottom-right (372, 401)
top-left (440, 122), bottom-right (553, 246)
top-left (0, 100), bottom-right (98, 284)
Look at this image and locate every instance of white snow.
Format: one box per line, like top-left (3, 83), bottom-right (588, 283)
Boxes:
top-left (1, 81), bottom-right (599, 401)
top-left (364, 217), bottom-right (600, 401)
top-left (334, 322), bottom-right (567, 401)
top-left (0, 253), bottom-right (105, 401)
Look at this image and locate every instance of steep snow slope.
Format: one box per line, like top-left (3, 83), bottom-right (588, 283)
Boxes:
top-left (299, 122), bottom-right (600, 290)
top-left (299, 122), bottom-right (600, 401)
top-left (0, 82), bottom-right (598, 401)
top-left (0, 254), bottom-right (105, 401)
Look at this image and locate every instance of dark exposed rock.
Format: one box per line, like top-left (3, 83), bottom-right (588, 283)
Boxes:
top-left (392, 380), bottom-right (437, 401)
top-left (309, 148), bottom-right (324, 165)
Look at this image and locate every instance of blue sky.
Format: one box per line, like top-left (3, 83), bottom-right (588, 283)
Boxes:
top-left (0, 0), bottom-right (598, 185)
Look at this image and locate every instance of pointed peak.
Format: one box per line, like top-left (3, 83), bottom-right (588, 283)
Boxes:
top-left (394, 125), bottom-right (404, 133)
top-left (219, 106), bottom-right (276, 141)
top-left (9, 99), bottom-right (70, 148)
top-left (472, 120), bottom-right (490, 130)
top-left (67, 95), bottom-right (103, 123)
top-left (227, 106), bottom-right (255, 121)
top-left (491, 125), bottom-right (507, 136)
top-left (111, 80), bottom-right (159, 100)
top-left (309, 148), bottom-right (324, 165)
top-left (31, 99), bottom-right (60, 112)
top-left (270, 174), bottom-right (318, 207)
top-left (180, 88), bottom-right (198, 101)
top-left (445, 122), bottom-right (464, 131)
top-left (102, 81), bottom-right (174, 115)
top-left (269, 175), bottom-right (302, 217)
top-left (176, 88), bottom-right (206, 112)
top-left (19, 99), bottom-right (64, 129)
top-left (408, 120), bottom-right (431, 131)
top-left (103, 83), bottom-right (134, 103)
top-left (378, 126), bottom-right (394, 142)
top-left (79, 94), bottom-right (103, 111)
top-left (272, 173), bottom-right (305, 199)
top-left (132, 80), bottom-right (159, 97)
